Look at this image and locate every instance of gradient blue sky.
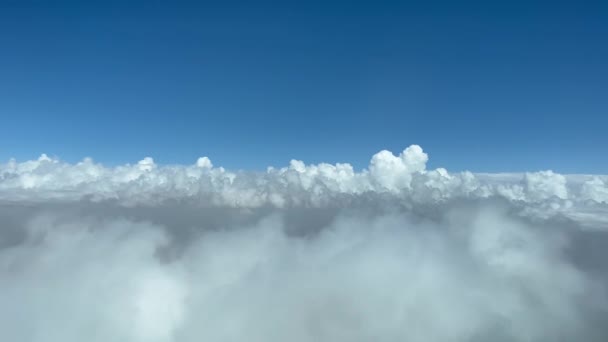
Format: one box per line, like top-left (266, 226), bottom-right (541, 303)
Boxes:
top-left (1, 1), bottom-right (607, 172)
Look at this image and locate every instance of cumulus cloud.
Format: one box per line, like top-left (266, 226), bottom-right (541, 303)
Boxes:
top-left (1, 145), bottom-right (607, 341)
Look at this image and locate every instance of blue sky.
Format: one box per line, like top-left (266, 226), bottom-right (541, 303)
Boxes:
top-left (1, 1), bottom-right (606, 173)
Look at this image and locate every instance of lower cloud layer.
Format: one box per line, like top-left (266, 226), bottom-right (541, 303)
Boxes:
top-left (1, 200), bottom-right (607, 342)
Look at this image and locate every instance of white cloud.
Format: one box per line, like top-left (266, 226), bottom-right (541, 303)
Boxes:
top-left (0, 146), bottom-right (607, 341)
top-left (0, 145), bottom-right (606, 218)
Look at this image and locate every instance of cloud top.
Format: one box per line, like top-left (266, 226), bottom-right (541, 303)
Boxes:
top-left (0, 145), bottom-right (606, 222)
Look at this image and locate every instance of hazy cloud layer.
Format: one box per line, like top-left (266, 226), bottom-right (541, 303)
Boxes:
top-left (1, 146), bottom-right (607, 341)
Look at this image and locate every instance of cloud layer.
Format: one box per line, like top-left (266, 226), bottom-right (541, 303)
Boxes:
top-left (1, 145), bottom-right (607, 341)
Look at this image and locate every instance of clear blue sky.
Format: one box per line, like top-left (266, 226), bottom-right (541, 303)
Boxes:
top-left (1, 1), bottom-right (607, 173)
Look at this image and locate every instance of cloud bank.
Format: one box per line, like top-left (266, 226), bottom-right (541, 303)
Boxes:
top-left (1, 145), bottom-right (607, 341)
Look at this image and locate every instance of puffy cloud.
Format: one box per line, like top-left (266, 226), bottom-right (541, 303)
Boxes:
top-left (581, 177), bottom-right (608, 204)
top-left (0, 146), bottom-right (607, 341)
top-left (524, 170), bottom-right (569, 202)
top-left (369, 145), bottom-right (428, 191)
top-left (0, 145), bottom-right (606, 216)
top-left (195, 157), bottom-right (213, 169)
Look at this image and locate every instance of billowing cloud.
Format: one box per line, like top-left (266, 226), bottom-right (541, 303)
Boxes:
top-left (1, 146), bottom-right (607, 341)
